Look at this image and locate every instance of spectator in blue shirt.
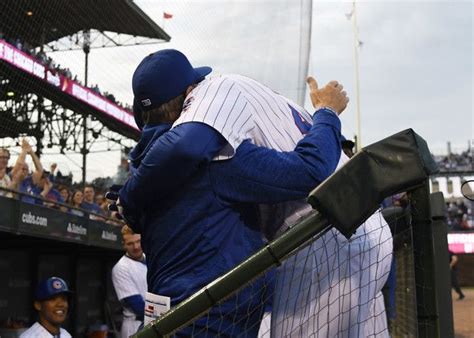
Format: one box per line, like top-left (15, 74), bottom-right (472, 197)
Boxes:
top-left (81, 185), bottom-right (104, 218)
top-left (10, 139), bottom-right (44, 204)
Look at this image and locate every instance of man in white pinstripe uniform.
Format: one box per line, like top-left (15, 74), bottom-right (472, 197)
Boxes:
top-left (112, 225), bottom-right (147, 338)
top-left (122, 49), bottom-right (392, 337)
top-left (171, 72), bottom-right (392, 338)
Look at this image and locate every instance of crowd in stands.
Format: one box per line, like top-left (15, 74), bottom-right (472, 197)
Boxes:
top-left (433, 150), bottom-right (473, 172)
top-left (446, 200), bottom-right (474, 231)
top-left (0, 139), bottom-right (128, 225)
top-left (0, 32), bottom-right (133, 112)
top-left (431, 148), bottom-right (474, 231)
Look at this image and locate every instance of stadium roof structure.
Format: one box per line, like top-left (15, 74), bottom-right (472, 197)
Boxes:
top-left (0, 0), bottom-right (171, 182)
top-left (0, 0), bottom-right (171, 48)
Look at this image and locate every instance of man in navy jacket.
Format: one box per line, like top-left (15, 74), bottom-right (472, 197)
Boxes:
top-left (117, 49), bottom-right (348, 336)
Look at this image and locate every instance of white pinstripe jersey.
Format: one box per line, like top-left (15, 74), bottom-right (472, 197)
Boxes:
top-left (175, 74), bottom-right (311, 159)
top-left (20, 322), bottom-right (71, 338)
top-left (112, 255), bottom-right (147, 318)
top-left (173, 73), bottom-right (342, 234)
top-left (173, 74), bottom-right (392, 337)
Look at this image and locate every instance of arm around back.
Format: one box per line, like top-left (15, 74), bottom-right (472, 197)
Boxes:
top-left (210, 108), bottom-right (342, 204)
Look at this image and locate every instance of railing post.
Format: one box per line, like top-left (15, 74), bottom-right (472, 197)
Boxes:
top-left (429, 191), bottom-right (455, 338)
top-left (410, 181), bottom-right (454, 338)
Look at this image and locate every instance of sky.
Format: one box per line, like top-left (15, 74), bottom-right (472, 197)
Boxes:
top-left (18, 0), bottom-right (474, 181)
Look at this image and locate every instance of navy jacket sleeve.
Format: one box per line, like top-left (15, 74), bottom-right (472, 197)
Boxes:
top-left (121, 294), bottom-right (145, 320)
top-left (210, 108), bottom-right (341, 204)
top-left (119, 122), bottom-right (226, 225)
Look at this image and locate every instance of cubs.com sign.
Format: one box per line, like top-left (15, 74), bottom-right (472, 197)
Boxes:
top-left (21, 212), bottom-right (47, 227)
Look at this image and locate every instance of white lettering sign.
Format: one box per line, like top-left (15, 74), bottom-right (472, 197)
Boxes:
top-left (101, 230), bottom-right (117, 241)
top-left (72, 83), bottom-right (88, 101)
top-left (3, 45), bottom-right (14, 63)
top-left (448, 233), bottom-right (474, 244)
top-left (46, 70), bottom-right (60, 87)
top-left (67, 222), bottom-right (87, 235)
top-left (0, 40), bottom-right (138, 131)
top-left (21, 212), bottom-right (47, 227)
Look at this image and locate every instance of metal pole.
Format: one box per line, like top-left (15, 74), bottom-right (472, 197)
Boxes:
top-left (82, 30), bottom-right (90, 186)
top-left (410, 180), bottom-right (444, 338)
top-left (351, 1), bottom-right (362, 149)
top-left (429, 192), bottom-right (455, 338)
top-left (296, 0), bottom-right (313, 107)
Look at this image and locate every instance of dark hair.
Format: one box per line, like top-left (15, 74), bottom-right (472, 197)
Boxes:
top-left (58, 185), bottom-right (70, 201)
top-left (142, 94), bottom-right (186, 125)
top-left (70, 190), bottom-right (83, 206)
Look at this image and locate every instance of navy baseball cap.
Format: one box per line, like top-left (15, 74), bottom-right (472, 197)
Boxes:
top-left (35, 277), bottom-right (73, 301)
top-left (132, 49), bottom-right (212, 129)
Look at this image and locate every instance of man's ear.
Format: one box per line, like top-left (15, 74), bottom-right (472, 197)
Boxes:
top-left (34, 300), bottom-right (42, 312)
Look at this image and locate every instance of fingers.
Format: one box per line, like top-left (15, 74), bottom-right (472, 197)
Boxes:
top-left (327, 81), bottom-right (344, 91)
top-left (105, 191), bottom-right (119, 201)
top-left (114, 212), bottom-right (123, 221)
top-left (109, 184), bottom-right (123, 192)
top-left (108, 203), bottom-right (119, 212)
top-left (306, 76), bottom-right (319, 91)
top-left (108, 201), bottom-right (124, 221)
top-left (308, 77), bottom-right (349, 112)
top-left (106, 188), bottom-right (124, 221)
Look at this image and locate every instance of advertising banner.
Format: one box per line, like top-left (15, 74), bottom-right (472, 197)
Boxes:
top-left (0, 39), bottom-right (138, 131)
top-left (448, 232), bottom-right (474, 254)
top-left (0, 196), bottom-right (17, 231)
top-left (88, 220), bottom-right (122, 249)
top-left (18, 203), bottom-right (88, 244)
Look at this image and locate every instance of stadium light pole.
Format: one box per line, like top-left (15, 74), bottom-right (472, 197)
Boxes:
top-left (82, 30), bottom-right (91, 186)
top-left (351, 1), bottom-right (362, 150)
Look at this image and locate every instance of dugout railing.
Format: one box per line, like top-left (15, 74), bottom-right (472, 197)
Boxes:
top-left (135, 129), bottom-right (454, 338)
top-left (382, 187), bottom-right (454, 337)
top-left (0, 186), bottom-right (124, 249)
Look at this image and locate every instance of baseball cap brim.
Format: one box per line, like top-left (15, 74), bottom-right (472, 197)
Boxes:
top-left (133, 97), bottom-right (144, 130)
top-left (36, 290), bottom-right (74, 301)
top-left (194, 66), bottom-right (212, 82)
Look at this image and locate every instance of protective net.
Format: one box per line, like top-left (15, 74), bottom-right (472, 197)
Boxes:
top-left (382, 204), bottom-right (418, 337)
top-left (146, 196), bottom-right (426, 338)
top-left (0, 1), bottom-right (460, 337)
top-left (0, 0), bottom-right (313, 184)
top-left (0, 1), bottom-right (314, 335)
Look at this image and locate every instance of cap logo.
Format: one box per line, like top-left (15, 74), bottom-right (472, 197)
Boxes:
top-left (141, 99), bottom-right (152, 106)
top-left (52, 280), bottom-right (63, 289)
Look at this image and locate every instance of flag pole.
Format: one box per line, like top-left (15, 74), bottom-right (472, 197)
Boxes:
top-left (297, 0), bottom-right (313, 107)
top-left (351, 1), bottom-right (362, 150)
